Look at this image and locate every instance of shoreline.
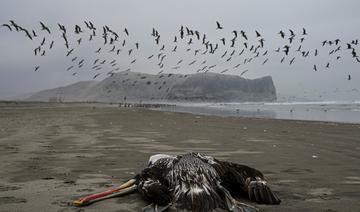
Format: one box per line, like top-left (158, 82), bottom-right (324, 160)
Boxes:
top-left (1, 101), bottom-right (360, 125)
top-left (0, 103), bottom-right (359, 211)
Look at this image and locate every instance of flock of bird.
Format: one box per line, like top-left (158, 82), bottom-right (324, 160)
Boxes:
top-left (1, 20), bottom-right (359, 85)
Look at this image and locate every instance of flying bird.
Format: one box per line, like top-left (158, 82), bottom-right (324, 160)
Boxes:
top-left (40, 21), bottom-right (50, 34)
top-left (278, 30), bottom-right (285, 38)
top-left (220, 38), bottom-right (225, 46)
top-left (262, 58), bottom-right (269, 65)
top-left (41, 37), bottom-right (46, 46)
top-left (124, 28), bottom-right (129, 36)
top-left (1, 23), bottom-right (12, 31)
top-left (240, 30), bottom-right (248, 40)
top-left (49, 41), bottom-right (54, 49)
top-left (93, 73), bottom-right (101, 79)
top-left (75, 25), bottom-right (83, 34)
top-left (66, 49), bottom-right (74, 56)
top-left (289, 57), bottom-right (295, 65)
top-left (233, 63), bottom-right (241, 69)
top-left (216, 21), bottom-right (223, 29)
top-left (240, 69), bottom-right (249, 77)
top-left (302, 28), bottom-right (307, 35)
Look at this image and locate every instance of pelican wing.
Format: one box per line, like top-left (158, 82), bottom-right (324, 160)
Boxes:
top-left (212, 159), bottom-right (281, 205)
top-left (136, 165), bottom-right (172, 206)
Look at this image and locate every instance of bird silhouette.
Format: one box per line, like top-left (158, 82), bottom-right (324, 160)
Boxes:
top-left (230, 38), bottom-right (236, 47)
top-left (220, 38), bottom-right (225, 46)
top-left (240, 69), bottom-right (249, 77)
top-left (233, 63), bottom-right (241, 69)
top-left (262, 58), bottom-right (269, 65)
top-left (22, 28), bottom-right (32, 40)
top-left (67, 66), bottom-right (74, 71)
top-left (220, 69), bottom-right (229, 73)
top-left (240, 30), bottom-right (248, 40)
top-left (216, 21), bottom-right (223, 29)
top-left (49, 41), bottom-right (54, 49)
top-left (124, 28), bottom-right (129, 36)
top-left (109, 45), bottom-right (115, 52)
top-left (75, 25), bottom-right (83, 34)
top-left (9, 20), bottom-right (20, 31)
top-left (283, 45), bottom-right (290, 55)
top-left (238, 49), bottom-right (245, 56)
top-left (195, 31), bottom-right (200, 40)
top-left (40, 37), bottom-right (46, 46)
top-left (289, 29), bottom-right (295, 37)
top-left (289, 57), bottom-right (295, 65)
top-left (259, 38), bottom-right (265, 48)
top-left (1, 23), bottom-right (12, 31)
top-left (302, 28), bottom-right (307, 35)
top-left (232, 30), bottom-right (238, 38)
top-left (40, 21), bottom-right (50, 34)
top-left (281, 57), bottom-right (285, 63)
top-left (188, 60), bottom-right (196, 66)
top-left (66, 49), bottom-right (74, 56)
top-left (278, 30), bottom-right (285, 38)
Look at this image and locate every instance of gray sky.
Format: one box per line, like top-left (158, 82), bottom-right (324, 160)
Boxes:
top-left (1, 0), bottom-right (360, 101)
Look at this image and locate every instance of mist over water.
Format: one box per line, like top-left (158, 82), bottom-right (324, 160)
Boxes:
top-left (155, 101), bottom-right (360, 123)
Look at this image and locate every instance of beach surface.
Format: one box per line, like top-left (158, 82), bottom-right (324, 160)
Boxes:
top-left (0, 102), bottom-right (359, 212)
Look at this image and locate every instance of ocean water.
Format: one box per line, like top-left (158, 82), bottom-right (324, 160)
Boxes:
top-left (154, 101), bottom-right (360, 124)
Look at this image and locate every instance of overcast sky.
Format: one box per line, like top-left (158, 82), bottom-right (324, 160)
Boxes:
top-left (1, 0), bottom-right (360, 100)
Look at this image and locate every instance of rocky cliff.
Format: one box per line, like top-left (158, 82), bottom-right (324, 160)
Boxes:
top-left (27, 72), bottom-right (276, 102)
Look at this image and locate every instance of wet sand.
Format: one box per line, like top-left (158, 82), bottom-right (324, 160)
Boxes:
top-left (0, 102), bottom-right (359, 212)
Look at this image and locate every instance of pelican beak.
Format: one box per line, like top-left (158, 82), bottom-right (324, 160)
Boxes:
top-left (73, 178), bottom-right (137, 206)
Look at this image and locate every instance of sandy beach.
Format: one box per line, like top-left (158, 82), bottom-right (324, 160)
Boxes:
top-left (0, 102), bottom-right (359, 212)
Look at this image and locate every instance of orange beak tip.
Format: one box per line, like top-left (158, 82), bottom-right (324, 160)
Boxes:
top-left (73, 199), bottom-right (88, 207)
